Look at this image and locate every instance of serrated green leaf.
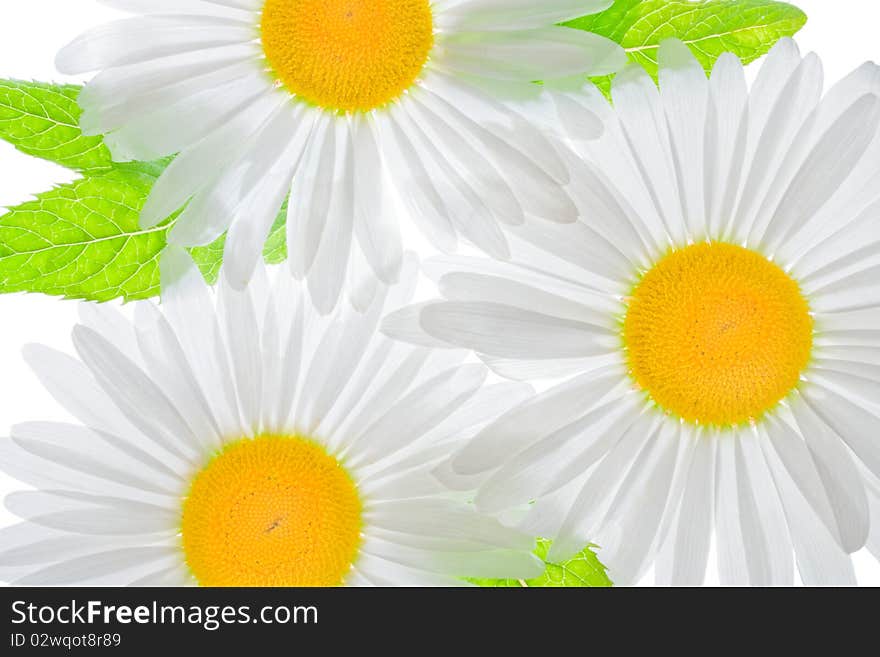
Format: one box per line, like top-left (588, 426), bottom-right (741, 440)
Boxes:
top-left (566, 0), bottom-right (807, 90)
top-left (0, 168), bottom-right (166, 301)
top-left (0, 163), bottom-right (286, 302)
top-left (0, 80), bottom-right (113, 171)
top-left (471, 540), bottom-right (612, 587)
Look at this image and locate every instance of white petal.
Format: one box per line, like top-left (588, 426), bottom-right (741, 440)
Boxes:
top-left (72, 325), bottom-right (200, 464)
top-left (658, 39), bottom-right (709, 239)
top-left (762, 438), bottom-right (857, 585)
top-left (435, 0), bottom-right (613, 32)
top-left (56, 15), bottom-right (254, 74)
top-left (611, 62), bottom-right (687, 247)
top-left (288, 113), bottom-right (336, 279)
top-left (15, 547), bottom-right (179, 586)
top-left (452, 366), bottom-right (625, 475)
top-left (475, 390), bottom-right (641, 513)
top-left (548, 412), bottom-right (660, 563)
top-left (306, 121), bottom-right (356, 314)
top-left (352, 114), bottom-right (402, 284)
top-left (420, 301), bottom-right (617, 359)
top-left (790, 396), bottom-right (870, 552)
top-left (591, 422), bottom-right (680, 585)
top-left (344, 365), bottom-right (487, 468)
top-left (803, 384), bottom-right (880, 481)
top-left (657, 436), bottom-right (715, 586)
top-left (438, 27), bottom-right (624, 81)
top-left (159, 247), bottom-right (242, 437)
top-left (217, 275), bottom-right (262, 432)
top-left (706, 52), bottom-right (749, 239)
top-left (6, 491), bottom-right (177, 536)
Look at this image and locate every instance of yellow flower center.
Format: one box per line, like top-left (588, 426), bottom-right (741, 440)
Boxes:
top-left (623, 242), bottom-right (813, 427)
top-left (260, 0), bottom-right (434, 113)
top-left (181, 435), bottom-right (362, 587)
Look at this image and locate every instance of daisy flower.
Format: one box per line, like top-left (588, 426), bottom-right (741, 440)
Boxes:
top-left (56, 0), bottom-right (624, 311)
top-left (385, 39), bottom-right (880, 585)
top-left (0, 249), bottom-right (541, 586)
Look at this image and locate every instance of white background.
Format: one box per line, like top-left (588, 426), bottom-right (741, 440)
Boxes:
top-left (0, 0), bottom-right (878, 586)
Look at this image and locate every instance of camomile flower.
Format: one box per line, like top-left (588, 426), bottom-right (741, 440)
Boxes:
top-left (56, 0), bottom-right (624, 312)
top-left (0, 250), bottom-right (541, 586)
top-left (385, 39), bottom-right (880, 585)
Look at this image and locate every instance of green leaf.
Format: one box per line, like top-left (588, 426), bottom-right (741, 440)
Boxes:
top-left (1, 0), bottom-right (808, 302)
top-left (0, 80), bottom-right (113, 171)
top-left (0, 80), bottom-right (290, 302)
top-left (0, 162), bottom-right (285, 302)
top-left (471, 540), bottom-right (613, 587)
top-left (566, 0), bottom-right (807, 93)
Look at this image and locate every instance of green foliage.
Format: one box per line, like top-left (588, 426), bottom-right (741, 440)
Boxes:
top-left (566, 0), bottom-right (808, 94)
top-left (472, 540), bottom-right (613, 587)
top-left (0, 2), bottom-right (808, 301)
top-left (0, 80), bottom-right (112, 171)
top-left (0, 158), bottom-right (286, 302)
top-left (0, 81), bottom-right (286, 301)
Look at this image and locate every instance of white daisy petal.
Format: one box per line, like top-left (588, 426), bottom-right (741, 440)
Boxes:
top-left (549, 412), bottom-right (660, 563)
top-left (10, 422), bottom-right (181, 497)
top-left (102, 72), bottom-right (268, 162)
top-left (801, 385), bottom-right (880, 482)
top-left (656, 436), bottom-right (715, 586)
top-left (127, 563), bottom-right (194, 587)
top-left (351, 556), bottom-right (462, 587)
top-left (133, 303), bottom-right (223, 451)
top-left (452, 366), bottom-right (625, 476)
top-left (352, 115), bottom-right (402, 284)
top-left (22, 345), bottom-right (147, 446)
top-left (592, 422), bottom-right (680, 585)
top-left (392, 102), bottom-right (511, 259)
top-left (0, 524), bottom-right (141, 572)
top-left (716, 433), bottom-right (786, 586)
top-left (6, 491), bottom-right (178, 536)
top-left (737, 51), bottom-right (824, 245)
top-left (738, 430), bottom-right (795, 585)
top-left (222, 106), bottom-right (315, 288)
top-left (3, 260), bottom-right (541, 587)
top-left (100, 0), bottom-right (254, 19)
top-left (72, 326), bottom-right (201, 464)
top-left (763, 442), bottom-right (857, 585)
top-left (436, 0), bottom-right (613, 32)
top-left (15, 547), bottom-right (180, 586)
top-left (140, 88), bottom-right (283, 229)
top-left (56, 15), bottom-right (255, 75)
top-left (420, 301), bottom-right (617, 360)
top-left (361, 538), bottom-right (543, 580)
top-left (160, 246), bottom-right (243, 437)
top-left (658, 39), bottom-right (709, 239)
top-left (409, 93), bottom-right (524, 227)
top-left (388, 39), bottom-right (880, 586)
top-left (760, 94), bottom-right (880, 253)
top-left (288, 113), bottom-right (337, 280)
top-left (475, 390), bottom-right (641, 513)
top-left (61, 0), bottom-right (620, 304)
top-left (306, 122), bottom-right (357, 314)
top-left (345, 364), bottom-right (487, 468)
top-left (438, 27), bottom-right (624, 82)
top-left (790, 396), bottom-right (870, 552)
top-left (705, 53), bottom-right (749, 239)
top-left (367, 499), bottom-right (533, 551)
top-left (611, 62), bottom-right (687, 246)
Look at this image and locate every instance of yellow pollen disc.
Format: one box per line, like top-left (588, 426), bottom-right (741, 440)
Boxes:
top-left (623, 242), bottom-right (814, 427)
top-left (260, 0), bottom-right (434, 113)
top-left (181, 435), bottom-right (362, 587)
